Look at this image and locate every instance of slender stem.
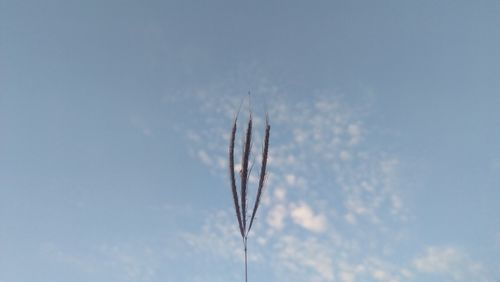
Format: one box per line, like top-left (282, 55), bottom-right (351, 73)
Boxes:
top-left (244, 237), bottom-right (248, 282)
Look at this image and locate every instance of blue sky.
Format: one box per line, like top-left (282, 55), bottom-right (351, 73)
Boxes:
top-left (1, 1), bottom-right (500, 281)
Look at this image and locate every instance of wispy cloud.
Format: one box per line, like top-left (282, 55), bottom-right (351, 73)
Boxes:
top-left (275, 235), bottom-right (335, 281)
top-left (178, 84), bottom-right (414, 281)
top-left (266, 203), bottom-right (287, 231)
top-left (290, 202), bottom-right (327, 233)
top-left (413, 246), bottom-right (489, 282)
top-left (182, 211), bottom-right (249, 261)
top-left (179, 80), bottom-right (493, 281)
top-left (197, 149), bottom-right (212, 166)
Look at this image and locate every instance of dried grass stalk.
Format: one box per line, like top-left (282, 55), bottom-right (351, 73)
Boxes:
top-left (248, 115), bottom-right (270, 233)
top-left (240, 114), bottom-right (252, 233)
top-left (228, 104), bottom-right (270, 282)
top-left (229, 115), bottom-right (244, 238)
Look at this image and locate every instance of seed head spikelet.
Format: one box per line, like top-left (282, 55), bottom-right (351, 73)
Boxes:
top-left (229, 114), bottom-right (245, 238)
top-left (248, 115), bottom-right (270, 234)
top-left (240, 112), bottom-right (252, 232)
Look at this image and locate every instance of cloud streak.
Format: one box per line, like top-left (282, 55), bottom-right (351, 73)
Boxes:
top-left (413, 246), bottom-right (489, 282)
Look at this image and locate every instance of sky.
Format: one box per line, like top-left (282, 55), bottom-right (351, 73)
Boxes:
top-left (1, 1), bottom-right (500, 281)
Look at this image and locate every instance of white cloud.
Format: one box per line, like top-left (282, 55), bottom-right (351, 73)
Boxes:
top-left (340, 150), bottom-right (351, 161)
top-left (340, 271), bottom-right (355, 282)
top-left (413, 246), bottom-right (489, 282)
top-left (274, 187), bottom-right (286, 201)
top-left (414, 246), bottom-right (461, 273)
top-left (267, 204), bottom-right (287, 231)
top-left (197, 150), bottom-right (212, 166)
top-left (372, 269), bottom-right (399, 282)
top-left (345, 213), bottom-right (357, 225)
top-left (337, 261), bottom-right (365, 282)
top-left (285, 174), bottom-right (297, 186)
top-left (347, 123), bottom-right (361, 145)
top-left (290, 202), bottom-right (327, 233)
top-left (293, 128), bottom-right (308, 143)
top-left (399, 268), bottom-right (413, 279)
top-left (372, 269), bottom-right (388, 280)
top-left (276, 235), bottom-right (334, 281)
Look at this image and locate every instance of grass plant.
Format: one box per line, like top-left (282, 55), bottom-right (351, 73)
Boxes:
top-left (229, 102), bottom-right (270, 282)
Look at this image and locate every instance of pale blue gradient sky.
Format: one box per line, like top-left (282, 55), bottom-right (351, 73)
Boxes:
top-left (1, 1), bottom-right (500, 281)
